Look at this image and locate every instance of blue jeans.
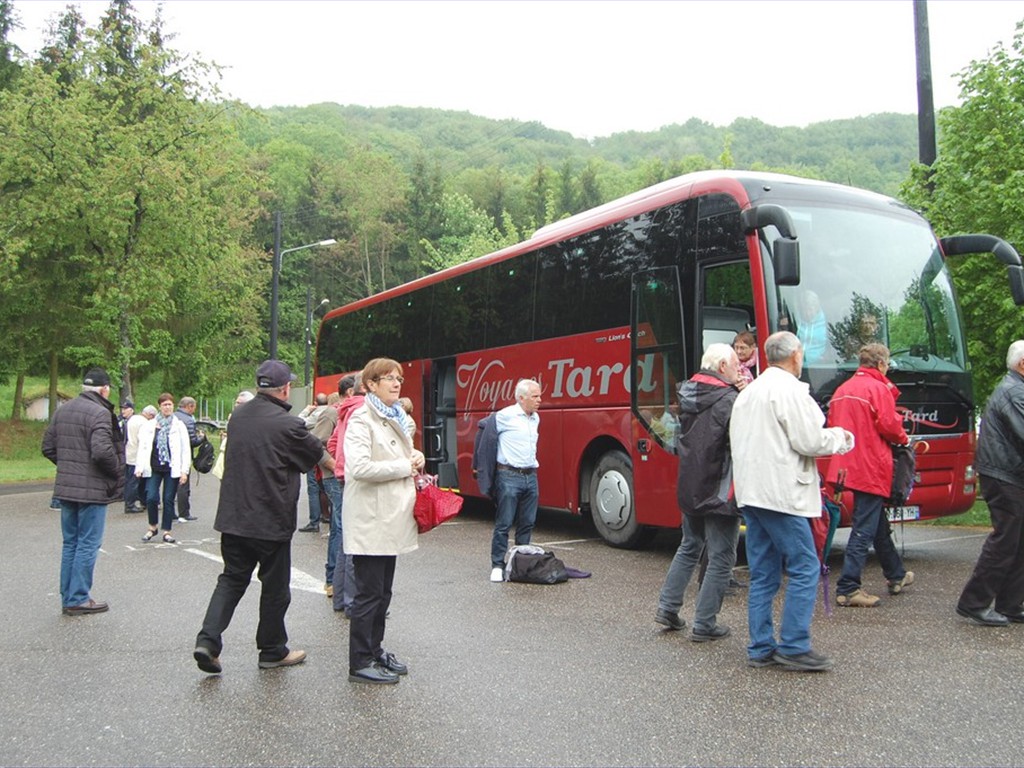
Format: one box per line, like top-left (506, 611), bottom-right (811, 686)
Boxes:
top-left (324, 475), bottom-right (353, 608)
top-left (305, 470), bottom-right (322, 526)
top-left (837, 491), bottom-right (905, 596)
top-left (491, 469), bottom-right (539, 568)
top-left (59, 502), bottom-right (107, 608)
top-left (146, 471), bottom-right (177, 530)
top-left (743, 506), bottom-right (820, 659)
top-left (658, 513), bottom-right (740, 632)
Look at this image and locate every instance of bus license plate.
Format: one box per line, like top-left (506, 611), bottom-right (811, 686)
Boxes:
top-left (886, 505), bottom-right (920, 522)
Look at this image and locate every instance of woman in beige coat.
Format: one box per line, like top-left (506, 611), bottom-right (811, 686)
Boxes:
top-left (343, 357), bottom-right (425, 685)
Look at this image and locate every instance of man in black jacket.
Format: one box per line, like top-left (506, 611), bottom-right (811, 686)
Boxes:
top-left (957, 340), bottom-right (1024, 627)
top-left (42, 367), bottom-right (125, 616)
top-left (193, 360), bottom-right (334, 674)
top-left (655, 343), bottom-right (741, 641)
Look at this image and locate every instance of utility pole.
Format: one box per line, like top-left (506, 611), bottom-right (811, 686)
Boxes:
top-left (914, 0), bottom-right (937, 168)
top-left (269, 210), bottom-right (282, 359)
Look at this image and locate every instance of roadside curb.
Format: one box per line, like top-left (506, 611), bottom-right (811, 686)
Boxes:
top-left (0, 482), bottom-right (53, 497)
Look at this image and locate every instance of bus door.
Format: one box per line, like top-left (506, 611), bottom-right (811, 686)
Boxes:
top-left (422, 357), bottom-right (459, 488)
top-left (629, 267), bottom-right (687, 533)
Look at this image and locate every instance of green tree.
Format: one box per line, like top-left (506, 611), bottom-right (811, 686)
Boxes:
top-left (0, 1), bottom-right (264, 405)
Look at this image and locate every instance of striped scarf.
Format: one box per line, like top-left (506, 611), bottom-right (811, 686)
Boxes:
top-left (366, 393), bottom-right (409, 434)
top-left (155, 413), bottom-right (172, 466)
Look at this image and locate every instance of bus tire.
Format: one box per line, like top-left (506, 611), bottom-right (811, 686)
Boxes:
top-left (589, 450), bottom-right (652, 549)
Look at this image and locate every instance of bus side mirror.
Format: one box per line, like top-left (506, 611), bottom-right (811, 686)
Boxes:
top-left (1009, 265), bottom-right (1024, 306)
top-left (774, 238), bottom-right (800, 286)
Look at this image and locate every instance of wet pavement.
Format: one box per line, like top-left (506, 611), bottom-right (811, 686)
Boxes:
top-left (0, 476), bottom-right (1021, 767)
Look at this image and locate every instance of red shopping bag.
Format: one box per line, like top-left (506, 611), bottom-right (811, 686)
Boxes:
top-left (413, 475), bottom-right (464, 533)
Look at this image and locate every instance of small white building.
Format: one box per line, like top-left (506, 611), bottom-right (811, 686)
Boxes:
top-left (23, 393), bottom-right (72, 421)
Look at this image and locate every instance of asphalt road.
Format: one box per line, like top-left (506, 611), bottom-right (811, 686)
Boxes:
top-left (1, 476), bottom-right (1021, 768)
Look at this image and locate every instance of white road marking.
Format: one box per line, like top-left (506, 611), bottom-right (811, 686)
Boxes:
top-left (184, 548), bottom-right (324, 593)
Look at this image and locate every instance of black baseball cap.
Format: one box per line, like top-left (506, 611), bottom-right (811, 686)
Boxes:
top-left (256, 359), bottom-right (297, 388)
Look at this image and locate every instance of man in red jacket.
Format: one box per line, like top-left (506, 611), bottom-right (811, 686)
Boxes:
top-left (826, 343), bottom-right (913, 607)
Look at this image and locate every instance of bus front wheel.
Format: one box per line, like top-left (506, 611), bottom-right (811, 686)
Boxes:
top-left (589, 450), bottom-right (651, 549)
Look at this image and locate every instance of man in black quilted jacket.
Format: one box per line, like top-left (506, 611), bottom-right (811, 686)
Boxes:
top-left (41, 367), bottom-right (125, 616)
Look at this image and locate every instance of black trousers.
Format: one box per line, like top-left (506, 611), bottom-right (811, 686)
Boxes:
top-left (959, 475), bottom-right (1024, 613)
top-left (196, 532), bottom-right (292, 663)
top-left (349, 554), bottom-right (396, 672)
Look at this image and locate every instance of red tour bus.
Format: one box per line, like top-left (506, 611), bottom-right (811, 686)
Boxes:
top-left (315, 171), bottom-right (1024, 547)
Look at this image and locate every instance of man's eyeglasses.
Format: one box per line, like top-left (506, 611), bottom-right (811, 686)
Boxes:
top-left (377, 374), bottom-right (404, 384)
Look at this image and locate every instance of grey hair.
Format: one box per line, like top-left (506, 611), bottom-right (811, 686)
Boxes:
top-left (235, 390), bottom-right (255, 404)
top-left (701, 343), bottom-right (735, 372)
top-left (1007, 340), bottom-right (1024, 370)
top-left (315, 392), bottom-right (328, 405)
top-left (515, 378), bottom-right (539, 399)
top-left (177, 396), bottom-right (196, 409)
top-left (765, 331), bottom-right (802, 364)
top-left (81, 385), bottom-right (106, 394)
top-left (142, 405), bottom-right (158, 416)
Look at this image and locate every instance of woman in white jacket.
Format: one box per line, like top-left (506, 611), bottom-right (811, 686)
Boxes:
top-left (135, 393), bottom-right (191, 543)
top-left (343, 358), bottom-right (424, 685)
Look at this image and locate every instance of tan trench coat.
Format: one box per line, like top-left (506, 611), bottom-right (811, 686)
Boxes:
top-left (342, 404), bottom-right (419, 556)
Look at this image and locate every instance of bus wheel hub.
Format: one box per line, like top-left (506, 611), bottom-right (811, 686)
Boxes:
top-left (594, 470), bottom-right (631, 531)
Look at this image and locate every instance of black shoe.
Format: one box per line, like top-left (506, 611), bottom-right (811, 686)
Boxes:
top-left (349, 663), bottom-right (399, 684)
top-left (376, 651), bottom-right (408, 675)
top-left (956, 605), bottom-right (1011, 626)
top-left (747, 653), bottom-right (779, 668)
top-left (691, 624), bottom-right (731, 642)
top-left (298, 523), bottom-right (320, 533)
top-left (773, 649), bottom-right (834, 672)
top-left (193, 646), bottom-right (222, 674)
top-left (654, 608), bottom-right (686, 631)
top-left (998, 609), bottom-right (1024, 623)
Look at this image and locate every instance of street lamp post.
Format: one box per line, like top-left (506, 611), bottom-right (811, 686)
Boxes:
top-left (269, 234), bottom-right (336, 359)
top-left (305, 290), bottom-right (330, 386)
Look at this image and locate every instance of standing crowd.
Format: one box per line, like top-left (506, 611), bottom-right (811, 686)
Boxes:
top-left (42, 333), bottom-right (1024, 676)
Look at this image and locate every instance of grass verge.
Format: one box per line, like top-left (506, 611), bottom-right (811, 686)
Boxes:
top-left (0, 420), bottom-right (55, 484)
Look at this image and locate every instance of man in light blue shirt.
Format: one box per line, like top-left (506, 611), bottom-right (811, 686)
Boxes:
top-left (490, 379), bottom-right (542, 582)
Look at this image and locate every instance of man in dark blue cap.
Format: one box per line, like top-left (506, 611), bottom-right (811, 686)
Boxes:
top-left (193, 360), bottom-right (334, 674)
top-left (42, 367), bottom-right (125, 615)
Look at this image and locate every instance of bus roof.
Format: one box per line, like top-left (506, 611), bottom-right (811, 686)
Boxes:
top-left (323, 170), bottom-right (901, 320)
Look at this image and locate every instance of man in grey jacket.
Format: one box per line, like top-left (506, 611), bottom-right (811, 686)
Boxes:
top-left (42, 367), bottom-right (126, 616)
top-left (957, 340), bottom-right (1024, 626)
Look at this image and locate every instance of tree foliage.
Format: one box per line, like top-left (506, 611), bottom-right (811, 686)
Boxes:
top-left (0, 0), bottom-right (264, 408)
top-left (902, 21), bottom-right (1024, 402)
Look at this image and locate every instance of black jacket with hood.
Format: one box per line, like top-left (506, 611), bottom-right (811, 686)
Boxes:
top-left (675, 370), bottom-right (739, 517)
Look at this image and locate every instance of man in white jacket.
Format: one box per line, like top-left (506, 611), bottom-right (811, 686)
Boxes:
top-left (729, 331), bottom-right (853, 672)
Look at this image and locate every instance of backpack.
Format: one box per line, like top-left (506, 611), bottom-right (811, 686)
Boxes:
top-left (888, 443), bottom-right (916, 505)
top-left (193, 437), bottom-right (216, 474)
top-left (505, 545), bottom-right (568, 584)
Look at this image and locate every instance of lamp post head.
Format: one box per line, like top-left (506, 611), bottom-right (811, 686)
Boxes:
top-left (318, 239), bottom-right (337, 246)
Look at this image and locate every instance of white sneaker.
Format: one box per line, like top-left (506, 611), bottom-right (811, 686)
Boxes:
top-left (490, 567), bottom-right (504, 583)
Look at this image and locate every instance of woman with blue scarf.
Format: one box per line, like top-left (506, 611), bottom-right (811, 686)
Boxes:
top-left (343, 358), bottom-right (425, 685)
top-left (135, 393), bottom-right (191, 543)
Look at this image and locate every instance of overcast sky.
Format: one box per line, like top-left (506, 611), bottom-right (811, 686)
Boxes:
top-left (8, 0), bottom-right (1024, 139)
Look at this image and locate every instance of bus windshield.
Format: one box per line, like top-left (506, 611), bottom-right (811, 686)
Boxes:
top-left (769, 202), bottom-right (967, 381)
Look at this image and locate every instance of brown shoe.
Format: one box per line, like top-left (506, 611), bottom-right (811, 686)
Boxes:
top-left (836, 589), bottom-right (881, 608)
top-left (258, 649), bottom-right (307, 669)
top-left (63, 599), bottom-right (109, 615)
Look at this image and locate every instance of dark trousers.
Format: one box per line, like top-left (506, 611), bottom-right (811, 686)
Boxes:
top-left (124, 464), bottom-right (140, 508)
top-left (176, 473), bottom-right (192, 517)
top-left (196, 532), bottom-right (292, 663)
top-left (349, 554), bottom-right (396, 672)
top-left (959, 475), bottom-right (1024, 614)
